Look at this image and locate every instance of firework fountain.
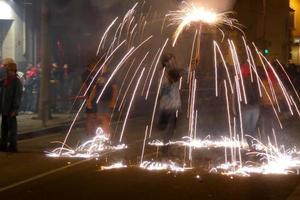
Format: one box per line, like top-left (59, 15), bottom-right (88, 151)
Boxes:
top-left (47, 0), bottom-right (300, 176)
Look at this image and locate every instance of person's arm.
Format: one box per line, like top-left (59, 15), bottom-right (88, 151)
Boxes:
top-left (86, 85), bottom-right (97, 109)
top-left (11, 79), bottom-right (23, 116)
top-left (110, 84), bottom-right (118, 108)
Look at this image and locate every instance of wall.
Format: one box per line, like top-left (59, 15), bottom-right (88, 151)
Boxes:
top-left (234, 0), bottom-right (290, 64)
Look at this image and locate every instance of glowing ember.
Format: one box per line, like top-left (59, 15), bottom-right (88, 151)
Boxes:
top-left (100, 162), bottom-right (128, 170)
top-left (148, 136), bottom-right (248, 149)
top-left (140, 161), bottom-right (191, 172)
top-left (47, 128), bottom-right (127, 158)
top-left (211, 142), bottom-right (300, 176)
top-left (167, 1), bottom-right (240, 46)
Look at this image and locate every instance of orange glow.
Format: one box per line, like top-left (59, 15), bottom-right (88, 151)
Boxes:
top-left (290, 0), bottom-right (300, 37)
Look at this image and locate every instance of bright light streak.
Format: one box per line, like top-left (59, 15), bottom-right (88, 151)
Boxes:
top-left (47, 128), bottom-right (127, 158)
top-left (149, 68), bottom-right (165, 138)
top-left (148, 136), bottom-right (248, 149)
top-left (212, 141), bottom-right (300, 176)
top-left (145, 38), bottom-right (169, 100)
top-left (167, 1), bottom-right (240, 46)
top-left (119, 68), bottom-right (145, 142)
top-left (140, 161), bottom-right (191, 172)
top-left (100, 162), bottom-right (128, 170)
top-left (96, 17), bottom-right (119, 56)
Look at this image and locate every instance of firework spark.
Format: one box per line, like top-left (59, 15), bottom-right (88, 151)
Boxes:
top-left (140, 160), bottom-right (191, 172)
top-left (148, 136), bottom-right (248, 149)
top-left (100, 162), bottom-right (128, 170)
top-left (211, 141), bottom-right (300, 176)
top-left (167, 1), bottom-right (241, 46)
top-left (47, 128), bottom-right (127, 158)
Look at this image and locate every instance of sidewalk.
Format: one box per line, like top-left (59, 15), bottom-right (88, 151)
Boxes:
top-left (17, 113), bottom-right (84, 140)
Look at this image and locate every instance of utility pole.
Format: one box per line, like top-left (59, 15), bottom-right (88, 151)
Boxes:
top-left (39, 0), bottom-right (50, 126)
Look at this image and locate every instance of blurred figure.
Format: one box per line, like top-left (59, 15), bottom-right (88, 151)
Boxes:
top-left (0, 58), bottom-right (15, 80)
top-left (24, 64), bottom-right (39, 113)
top-left (260, 68), bottom-right (283, 144)
top-left (61, 64), bottom-right (72, 112)
top-left (50, 63), bottom-right (63, 113)
top-left (158, 67), bottom-right (181, 155)
top-left (88, 65), bottom-right (117, 138)
top-left (82, 60), bottom-right (98, 137)
top-left (0, 62), bottom-right (23, 152)
top-left (240, 61), bottom-right (261, 150)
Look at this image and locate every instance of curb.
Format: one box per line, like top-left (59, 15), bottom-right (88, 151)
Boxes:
top-left (18, 121), bottom-right (85, 140)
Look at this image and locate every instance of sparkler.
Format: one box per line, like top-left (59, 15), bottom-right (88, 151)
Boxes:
top-left (48, 1), bottom-right (300, 178)
top-left (167, 1), bottom-right (241, 46)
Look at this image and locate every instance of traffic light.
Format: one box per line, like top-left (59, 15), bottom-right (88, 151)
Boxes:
top-left (263, 48), bottom-right (269, 55)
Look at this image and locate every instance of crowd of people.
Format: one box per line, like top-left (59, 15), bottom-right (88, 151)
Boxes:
top-left (14, 62), bottom-right (79, 114)
top-left (0, 54), bottom-right (300, 154)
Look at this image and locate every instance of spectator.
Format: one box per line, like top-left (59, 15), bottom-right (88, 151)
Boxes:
top-left (61, 64), bottom-right (72, 112)
top-left (23, 64), bottom-right (39, 113)
top-left (0, 62), bottom-right (23, 152)
top-left (50, 63), bottom-right (63, 113)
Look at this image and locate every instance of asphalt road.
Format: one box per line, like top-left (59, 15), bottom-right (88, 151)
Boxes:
top-left (1, 115), bottom-right (300, 200)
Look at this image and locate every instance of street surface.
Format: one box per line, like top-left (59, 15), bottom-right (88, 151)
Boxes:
top-left (0, 115), bottom-right (300, 199)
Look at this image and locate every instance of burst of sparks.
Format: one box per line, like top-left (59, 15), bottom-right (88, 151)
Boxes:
top-left (148, 136), bottom-right (248, 149)
top-left (47, 128), bottom-right (127, 158)
top-left (140, 161), bottom-right (191, 172)
top-left (211, 142), bottom-right (300, 176)
top-left (100, 162), bottom-right (128, 170)
top-left (167, 1), bottom-right (240, 46)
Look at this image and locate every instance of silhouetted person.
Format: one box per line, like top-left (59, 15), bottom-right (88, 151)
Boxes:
top-left (0, 62), bottom-right (23, 152)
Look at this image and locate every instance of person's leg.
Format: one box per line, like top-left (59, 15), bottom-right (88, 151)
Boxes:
top-left (91, 113), bottom-right (98, 136)
top-left (260, 106), bottom-right (273, 145)
top-left (99, 114), bottom-right (111, 138)
top-left (0, 115), bottom-right (8, 151)
top-left (248, 104), bottom-right (260, 148)
top-left (86, 113), bottom-right (93, 137)
top-left (242, 106), bottom-right (253, 148)
top-left (8, 116), bottom-right (17, 152)
top-left (162, 111), bottom-right (176, 155)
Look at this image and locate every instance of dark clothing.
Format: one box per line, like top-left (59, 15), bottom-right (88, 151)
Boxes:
top-left (50, 67), bottom-right (63, 113)
top-left (160, 110), bottom-right (177, 154)
top-left (241, 76), bottom-right (261, 149)
top-left (243, 76), bottom-right (260, 105)
top-left (81, 69), bottom-right (96, 91)
top-left (96, 72), bottom-right (113, 103)
top-left (82, 69), bottom-right (97, 113)
top-left (0, 115), bottom-right (17, 151)
top-left (242, 103), bottom-right (260, 148)
top-left (24, 76), bottom-right (39, 112)
top-left (260, 105), bottom-right (278, 144)
top-left (0, 76), bottom-right (22, 151)
top-left (0, 77), bottom-right (23, 115)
